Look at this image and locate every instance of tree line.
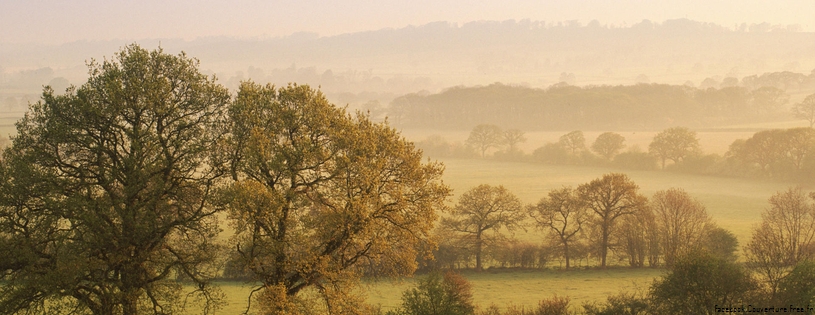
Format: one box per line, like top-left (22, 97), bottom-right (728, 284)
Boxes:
top-left (418, 122), bottom-right (815, 183)
top-left (389, 81), bottom-right (799, 130)
top-left (386, 185), bottom-right (815, 315)
top-left (425, 174), bottom-right (735, 272)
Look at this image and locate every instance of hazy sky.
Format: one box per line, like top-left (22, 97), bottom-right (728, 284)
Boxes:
top-left (0, 0), bottom-right (812, 45)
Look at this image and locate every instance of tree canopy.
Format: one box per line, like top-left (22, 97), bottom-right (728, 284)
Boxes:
top-left (577, 173), bottom-right (648, 268)
top-left (442, 184), bottom-right (524, 271)
top-left (0, 45), bottom-right (230, 315)
top-left (224, 81), bottom-right (449, 312)
top-left (648, 127), bottom-right (701, 169)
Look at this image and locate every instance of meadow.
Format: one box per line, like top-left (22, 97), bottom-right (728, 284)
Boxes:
top-left (192, 151), bottom-right (797, 314)
top-left (191, 268), bottom-right (663, 314)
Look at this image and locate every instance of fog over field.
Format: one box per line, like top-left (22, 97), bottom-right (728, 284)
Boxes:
top-left (3, 1), bottom-right (815, 314)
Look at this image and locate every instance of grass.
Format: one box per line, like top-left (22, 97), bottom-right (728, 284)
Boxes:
top-left (185, 268), bottom-right (663, 314)
top-left (363, 268), bottom-right (662, 312)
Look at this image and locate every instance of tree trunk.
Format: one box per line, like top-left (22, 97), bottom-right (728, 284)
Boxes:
top-left (475, 234), bottom-right (483, 272)
top-left (600, 225), bottom-right (609, 268)
top-left (563, 240), bottom-right (570, 270)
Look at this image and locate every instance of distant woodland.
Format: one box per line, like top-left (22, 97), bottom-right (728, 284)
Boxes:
top-left (390, 73), bottom-right (814, 130)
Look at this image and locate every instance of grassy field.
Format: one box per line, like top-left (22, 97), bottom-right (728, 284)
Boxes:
top-left (363, 268), bottom-right (663, 312)
top-left (185, 268), bottom-right (663, 314)
top-left (191, 155), bottom-right (797, 314)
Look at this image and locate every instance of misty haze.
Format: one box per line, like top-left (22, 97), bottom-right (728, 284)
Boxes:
top-left (2, 2), bottom-right (815, 314)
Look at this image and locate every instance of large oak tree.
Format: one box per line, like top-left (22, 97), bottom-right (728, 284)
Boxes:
top-left (442, 184), bottom-right (524, 272)
top-left (0, 45), bottom-right (230, 315)
top-left (224, 82), bottom-right (449, 313)
top-left (528, 187), bottom-right (587, 269)
top-left (577, 173), bottom-right (648, 268)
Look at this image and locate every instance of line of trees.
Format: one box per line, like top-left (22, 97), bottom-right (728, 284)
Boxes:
top-left (433, 174), bottom-right (737, 271)
top-left (390, 82), bottom-right (794, 130)
top-left (389, 186), bottom-right (815, 315)
top-left (419, 123), bottom-right (815, 183)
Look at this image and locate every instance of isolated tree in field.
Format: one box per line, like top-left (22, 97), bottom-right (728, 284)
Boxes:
top-left (746, 187), bottom-right (815, 298)
top-left (465, 124), bottom-right (503, 157)
top-left (502, 128), bottom-right (526, 152)
top-left (225, 82), bottom-right (449, 312)
top-left (793, 93), bottom-right (815, 127)
top-left (442, 184), bottom-right (524, 271)
top-left (648, 127), bottom-right (701, 169)
top-left (651, 188), bottom-right (711, 266)
top-left (528, 187), bottom-right (588, 269)
top-left (591, 132), bottom-right (626, 160)
top-left (558, 130), bottom-right (586, 155)
top-left (0, 45), bottom-right (230, 315)
top-left (577, 173), bottom-right (648, 268)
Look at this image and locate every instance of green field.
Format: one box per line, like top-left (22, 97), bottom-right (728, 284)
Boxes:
top-left (185, 268), bottom-right (663, 314)
top-left (190, 156), bottom-right (796, 314)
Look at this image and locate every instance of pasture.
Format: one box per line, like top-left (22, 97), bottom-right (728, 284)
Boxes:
top-left (189, 268), bottom-right (663, 314)
top-left (193, 153), bottom-right (797, 314)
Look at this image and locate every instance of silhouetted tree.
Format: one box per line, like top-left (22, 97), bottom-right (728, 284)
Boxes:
top-left (648, 127), bottom-right (701, 169)
top-left (793, 93), bottom-right (815, 127)
top-left (577, 173), bottom-right (648, 268)
top-left (528, 187), bottom-right (588, 269)
top-left (591, 132), bottom-right (626, 160)
top-left (746, 188), bottom-right (815, 299)
top-left (559, 130), bottom-right (586, 155)
top-left (466, 124), bottom-right (503, 158)
top-left (442, 185), bottom-right (525, 271)
top-left (503, 129), bottom-right (527, 152)
top-left (651, 188), bottom-right (711, 266)
top-left (617, 206), bottom-right (658, 267)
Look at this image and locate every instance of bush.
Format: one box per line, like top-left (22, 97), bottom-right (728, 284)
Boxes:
top-left (390, 271), bottom-right (475, 315)
top-left (582, 292), bottom-right (649, 315)
top-left (479, 296), bottom-right (572, 315)
top-left (776, 260), bottom-right (815, 307)
top-left (490, 241), bottom-right (545, 268)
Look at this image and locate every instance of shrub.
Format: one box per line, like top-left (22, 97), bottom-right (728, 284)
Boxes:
top-left (390, 271), bottom-right (475, 315)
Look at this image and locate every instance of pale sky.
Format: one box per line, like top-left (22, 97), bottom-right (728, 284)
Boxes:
top-left (0, 0), bottom-right (812, 45)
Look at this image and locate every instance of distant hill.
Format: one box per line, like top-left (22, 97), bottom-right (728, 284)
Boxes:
top-left (2, 19), bottom-right (814, 110)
